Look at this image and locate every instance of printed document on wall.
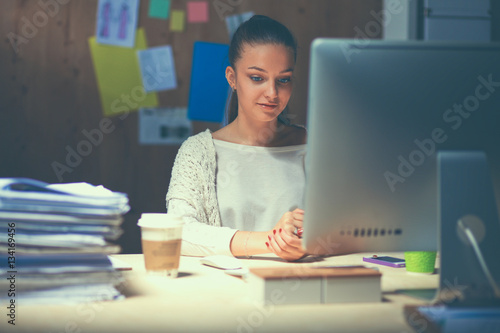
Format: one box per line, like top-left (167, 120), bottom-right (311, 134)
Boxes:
top-left (96, 0), bottom-right (140, 48)
top-left (137, 45), bottom-right (178, 92)
top-left (139, 108), bottom-right (192, 145)
top-left (226, 12), bottom-right (254, 40)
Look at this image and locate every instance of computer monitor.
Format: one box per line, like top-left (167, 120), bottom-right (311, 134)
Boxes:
top-left (303, 39), bottom-right (500, 258)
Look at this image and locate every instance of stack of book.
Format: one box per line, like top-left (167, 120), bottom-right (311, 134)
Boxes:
top-left (0, 178), bottom-right (129, 304)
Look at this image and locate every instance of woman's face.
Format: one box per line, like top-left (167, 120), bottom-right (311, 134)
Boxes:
top-left (227, 43), bottom-right (294, 123)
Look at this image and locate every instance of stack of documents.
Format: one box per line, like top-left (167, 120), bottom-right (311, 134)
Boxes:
top-left (0, 178), bottom-right (130, 304)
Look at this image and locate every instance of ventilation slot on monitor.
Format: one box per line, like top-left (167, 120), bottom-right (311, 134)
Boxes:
top-left (346, 228), bottom-right (403, 237)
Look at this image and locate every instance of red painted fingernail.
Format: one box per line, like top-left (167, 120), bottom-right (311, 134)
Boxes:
top-left (273, 229), bottom-right (276, 235)
top-left (297, 228), bottom-right (303, 237)
top-left (268, 235), bottom-right (271, 241)
top-left (279, 228), bottom-right (282, 233)
top-left (265, 242), bottom-right (269, 247)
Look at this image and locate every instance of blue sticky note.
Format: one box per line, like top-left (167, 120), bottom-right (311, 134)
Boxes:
top-left (188, 42), bottom-right (230, 123)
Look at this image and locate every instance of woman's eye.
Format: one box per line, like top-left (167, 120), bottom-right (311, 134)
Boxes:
top-left (278, 77), bottom-right (291, 84)
top-left (250, 76), bottom-right (263, 82)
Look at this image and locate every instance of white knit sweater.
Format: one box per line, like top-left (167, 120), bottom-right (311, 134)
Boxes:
top-left (165, 126), bottom-right (306, 256)
top-left (166, 128), bottom-right (222, 227)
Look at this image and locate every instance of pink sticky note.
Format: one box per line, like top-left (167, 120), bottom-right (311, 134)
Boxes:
top-left (187, 1), bottom-right (209, 23)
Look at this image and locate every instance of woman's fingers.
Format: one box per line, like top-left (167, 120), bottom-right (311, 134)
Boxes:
top-left (269, 209), bottom-right (307, 259)
top-left (267, 233), bottom-right (282, 255)
top-left (278, 229), bottom-right (302, 248)
top-left (292, 209), bottom-right (304, 220)
top-left (267, 229), bottom-right (306, 261)
top-left (293, 208), bottom-right (304, 215)
top-left (282, 210), bottom-right (303, 231)
top-left (273, 231), bottom-right (296, 252)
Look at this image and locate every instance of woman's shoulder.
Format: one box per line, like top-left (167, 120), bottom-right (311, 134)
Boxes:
top-left (176, 129), bottom-right (214, 158)
top-left (181, 129), bottom-right (212, 147)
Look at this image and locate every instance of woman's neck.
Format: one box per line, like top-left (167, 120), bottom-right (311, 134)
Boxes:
top-left (231, 115), bottom-right (279, 147)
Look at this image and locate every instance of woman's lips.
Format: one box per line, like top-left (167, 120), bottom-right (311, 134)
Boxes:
top-left (258, 103), bottom-right (278, 110)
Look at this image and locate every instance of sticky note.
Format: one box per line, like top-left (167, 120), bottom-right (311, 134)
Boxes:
top-left (187, 1), bottom-right (209, 23)
top-left (137, 45), bottom-right (177, 92)
top-left (89, 28), bottom-right (158, 117)
top-left (187, 42), bottom-right (230, 123)
top-left (148, 0), bottom-right (170, 19)
top-left (96, 0), bottom-right (140, 48)
top-left (170, 10), bottom-right (186, 32)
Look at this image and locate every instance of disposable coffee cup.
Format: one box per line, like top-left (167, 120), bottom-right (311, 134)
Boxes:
top-left (138, 213), bottom-right (184, 278)
top-left (404, 251), bottom-right (437, 274)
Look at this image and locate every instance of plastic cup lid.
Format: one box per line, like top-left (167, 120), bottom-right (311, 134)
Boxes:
top-left (137, 213), bottom-right (184, 228)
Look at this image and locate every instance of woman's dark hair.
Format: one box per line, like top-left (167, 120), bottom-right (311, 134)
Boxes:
top-left (225, 15), bottom-right (297, 125)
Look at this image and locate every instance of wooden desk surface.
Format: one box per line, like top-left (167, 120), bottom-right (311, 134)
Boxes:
top-left (1, 252), bottom-right (439, 333)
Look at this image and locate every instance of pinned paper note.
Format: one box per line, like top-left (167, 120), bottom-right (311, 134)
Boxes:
top-left (187, 1), bottom-right (209, 23)
top-left (139, 107), bottom-right (192, 145)
top-left (170, 10), bottom-right (186, 32)
top-left (96, 0), bottom-right (140, 48)
top-left (226, 12), bottom-right (254, 40)
top-left (89, 28), bottom-right (158, 117)
top-left (148, 0), bottom-right (170, 19)
top-left (137, 45), bottom-right (177, 92)
top-left (187, 42), bottom-right (229, 123)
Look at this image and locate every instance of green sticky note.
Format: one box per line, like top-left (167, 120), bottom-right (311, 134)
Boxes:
top-left (149, 0), bottom-right (170, 19)
top-left (88, 28), bottom-right (158, 117)
top-left (170, 10), bottom-right (185, 32)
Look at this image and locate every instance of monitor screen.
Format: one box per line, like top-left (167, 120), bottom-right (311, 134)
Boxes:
top-left (303, 39), bottom-right (500, 256)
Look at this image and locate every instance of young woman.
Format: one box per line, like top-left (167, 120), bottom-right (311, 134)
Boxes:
top-left (166, 15), bottom-right (307, 261)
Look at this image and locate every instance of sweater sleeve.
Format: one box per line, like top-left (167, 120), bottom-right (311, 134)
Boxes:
top-left (166, 131), bottom-right (233, 256)
top-left (166, 135), bottom-right (207, 221)
top-left (167, 199), bottom-right (237, 256)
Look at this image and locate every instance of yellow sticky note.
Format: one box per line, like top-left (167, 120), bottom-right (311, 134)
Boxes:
top-left (88, 28), bottom-right (158, 117)
top-left (170, 10), bottom-right (186, 32)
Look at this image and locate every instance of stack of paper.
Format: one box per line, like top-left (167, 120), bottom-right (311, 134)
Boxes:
top-left (0, 178), bottom-right (130, 304)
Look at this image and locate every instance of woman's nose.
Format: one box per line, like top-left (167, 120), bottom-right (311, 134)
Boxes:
top-left (264, 82), bottom-right (278, 99)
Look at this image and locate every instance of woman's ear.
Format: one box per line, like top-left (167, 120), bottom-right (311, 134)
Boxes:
top-left (226, 66), bottom-right (236, 90)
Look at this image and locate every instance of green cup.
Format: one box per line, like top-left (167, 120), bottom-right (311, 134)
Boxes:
top-left (404, 251), bottom-right (437, 274)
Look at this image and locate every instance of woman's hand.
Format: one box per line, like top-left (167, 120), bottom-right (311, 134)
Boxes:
top-left (266, 208), bottom-right (307, 261)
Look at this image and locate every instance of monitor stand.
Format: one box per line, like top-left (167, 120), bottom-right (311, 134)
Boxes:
top-left (436, 151), bottom-right (500, 307)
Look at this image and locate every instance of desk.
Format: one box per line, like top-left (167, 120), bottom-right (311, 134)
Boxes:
top-left (1, 252), bottom-right (438, 333)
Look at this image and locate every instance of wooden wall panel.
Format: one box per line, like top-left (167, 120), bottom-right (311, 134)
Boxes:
top-left (0, 0), bottom-right (382, 253)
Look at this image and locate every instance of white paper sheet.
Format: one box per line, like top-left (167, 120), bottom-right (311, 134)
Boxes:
top-left (138, 107), bottom-right (192, 145)
top-left (137, 45), bottom-right (178, 92)
top-left (96, 0), bottom-right (140, 48)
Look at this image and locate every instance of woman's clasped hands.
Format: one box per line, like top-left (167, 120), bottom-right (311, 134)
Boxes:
top-left (266, 208), bottom-right (307, 261)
